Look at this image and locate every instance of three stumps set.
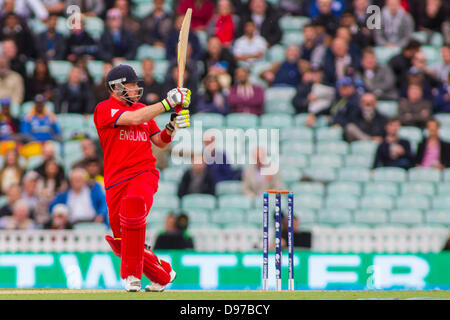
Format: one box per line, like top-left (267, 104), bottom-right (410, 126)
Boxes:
top-left (263, 190), bottom-right (295, 291)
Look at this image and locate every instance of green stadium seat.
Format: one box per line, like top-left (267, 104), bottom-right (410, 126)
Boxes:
top-left (250, 61), bottom-right (272, 78)
top-left (325, 195), bottom-right (359, 210)
top-left (218, 195), bottom-right (252, 209)
top-left (260, 113), bottom-right (293, 128)
top-left (152, 195), bottom-right (179, 210)
top-left (136, 45), bottom-right (166, 60)
top-left (440, 127), bottom-right (450, 143)
top-left (350, 140), bottom-right (379, 155)
top-left (265, 87), bottom-right (297, 101)
top-left (63, 140), bottom-right (82, 157)
top-left (296, 209), bottom-right (316, 224)
top-left (309, 154), bottom-right (343, 168)
top-left (354, 210), bottom-right (389, 226)
top-left (360, 195), bottom-right (394, 210)
top-left (374, 46), bottom-right (401, 64)
top-left (408, 167), bottom-right (442, 182)
top-left (398, 126), bottom-right (423, 144)
top-left (147, 209), bottom-right (170, 224)
top-left (281, 141), bottom-right (314, 155)
top-left (435, 114), bottom-right (450, 127)
top-left (181, 194), bottom-right (216, 210)
top-left (281, 31), bottom-right (304, 45)
top-left (183, 209), bottom-right (210, 224)
top-left (265, 101), bottom-right (295, 114)
top-left (280, 167), bottom-right (302, 184)
top-left (437, 183), bottom-right (450, 195)
top-left (373, 167), bottom-right (407, 182)
top-left (401, 182), bottom-right (436, 196)
top-left (432, 196), bottom-right (450, 209)
top-left (161, 167), bottom-right (185, 182)
top-left (291, 182), bottom-right (325, 196)
top-left (396, 195), bottom-right (431, 210)
top-left (226, 113), bottom-right (259, 129)
top-left (327, 182), bottom-right (361, 196)
top-left (246, 209), bottom-right (262, 225)
top-left (191, 113), bottom-right (225, 129)
top-left (280, 127), bottom-right (314, 142)
top-left (303, 167), bottom-right (336, 182)
top-left (421, 46), bottom-right (441, 65)
top-left (338, 167), bottom-right (371, 182)
top-left (158, 181), bottom-right (178, 195)
top-left (49, 60), bottom-right (73, 83)
top-left (216, 181), bottom-right (243, 195)
top-left (132, 2), bottom-right (153, 18)
top-left (86, 60), bottom-right (104, 84)
top-left (344, 154), bottom-right (373, 168)
top-left (445, 169), bottom-right (450, 181)
top-left (0, 195), bottom-right (7, 208)
top-left (315, 127), bottom-right (344, 141)
top-left (294, 194), bottom-right (323, 210)
top-left (316, 141), bottom-right (349, 155)
top-left (318, 209), bottom-right (353, 226)
top-left (425, 210), bottom-right (450, 227)
top-left (27, 155), bottom-right (43, 170)
top-left (211, 208), bottom-right (246, 224)
top-left (280, 154), bottom-right (309, 168)
top-left (266, 44), bottom-right (285, 62)
top-left (389, 210), bottom-right (424, 226)
top-left (294, 113), bottom-right (309, 126)
top-left (56, 113), bottom-right (85, 130)
top-left (363, 182), bottom-right (399, 196)
top-left (84, 17), bottom-right (104, 40)
top-left (279, 16), bottom-right (311, 31)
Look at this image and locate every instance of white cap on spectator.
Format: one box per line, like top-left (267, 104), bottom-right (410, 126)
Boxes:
top-left (52, 204), bottom-right (69, 216)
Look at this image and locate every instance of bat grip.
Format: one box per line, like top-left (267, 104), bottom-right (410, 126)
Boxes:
top-left (175, 105), bottom-right (183, 114)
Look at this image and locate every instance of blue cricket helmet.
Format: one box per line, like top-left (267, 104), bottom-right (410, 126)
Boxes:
top-left (106, 64), bottom-right (143, 105)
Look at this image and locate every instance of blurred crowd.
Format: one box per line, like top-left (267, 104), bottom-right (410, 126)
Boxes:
top-left (0, 0), bottom-right (449, 236)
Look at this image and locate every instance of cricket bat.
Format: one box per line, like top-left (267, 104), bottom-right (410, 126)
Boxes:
top-left (176, 8), bottom-right (192, 113)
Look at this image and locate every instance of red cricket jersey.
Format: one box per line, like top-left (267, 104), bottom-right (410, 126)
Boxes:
top-left (93, 96), bottom-right (161, 190)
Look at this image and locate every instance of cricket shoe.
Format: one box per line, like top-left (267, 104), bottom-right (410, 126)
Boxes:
top-left (125, 275), bottom-right (141, 292)
top-left (145, 269), bottom-right (177, 292)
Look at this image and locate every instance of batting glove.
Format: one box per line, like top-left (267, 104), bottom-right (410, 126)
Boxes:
top-left (161, 88), bottom-right (191, 111)
top-left (174, 109), bottom-right (190, 129)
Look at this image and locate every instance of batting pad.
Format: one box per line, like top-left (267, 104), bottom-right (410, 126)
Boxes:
top-left (119, 195), bottom-right (147, 279)
top-left (105, 236), bottom-right (172, 285)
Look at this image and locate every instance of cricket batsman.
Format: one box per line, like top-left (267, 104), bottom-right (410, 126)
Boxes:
top-left (93, 64), bottom-right (191, 292)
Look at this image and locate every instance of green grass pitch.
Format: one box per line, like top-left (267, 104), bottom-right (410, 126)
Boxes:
top-left (0, 289), bottom-right (449, 300)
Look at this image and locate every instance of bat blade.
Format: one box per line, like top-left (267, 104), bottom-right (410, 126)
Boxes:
top-left (177, 8), bottom-right (192, 89)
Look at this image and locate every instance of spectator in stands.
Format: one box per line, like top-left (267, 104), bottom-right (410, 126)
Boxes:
top-left (73, 137), bottom-right (102, 169)
top-left (432, 45), bottom-right (450, 84)
top-left (1, 0), bottom-right (49, 19)
top-left (373, 117), bottom-right (414, 169)
top-left (140, 0), bottom-right (173, 47)
top-left (322, 37), bottom-right (360, 86)
top-left (374, 0), bottom-right (414, 48)
top-left (1, 39), bottom-right (26, 80)
top-left (228, 67), bottom-right (264, 115)
top-left (0, 98), bottom-right (20, 141)
top-left (21, 94), bottom-right (61, 142)
top-left (24, 58), bottom-right (57, 102)
top-left (35, 13), bottom-right (66, 61)
top-left (357, 47), bottom-right (398, 100)
top-left (177, 0), bottom-right (215, 31)
top-left (233, 20), bottom-right (267, 66)
top-left (65, 18), bottom-right (99, 62)
top-left (389, 39), bottom-right (422, 89)
top-left (399, 66), bottom-right (434, 101)
top-left (50, 167), bottom-right (108, 225)
top-left (99, 8), bottom-right (138, 61)
top-left (43, 203), bottom-right (73, 230)
top-left (300, 24), bottom-right (318, 63)
top-left (54, 65), bottom-right (95, 114)
top-left (162, 64), bottom-right (199, 113)
top-left (178, 153), bottom-right (216, 198)
top-left (0, 199), bottom-right (36, 230)
top-left (433, 72), bottom-right (450, 114)
top-left (200, 36), bottom-right (237, 90)
top-left (340, 10), bottom-right (372, 50)
top-left (279, 0), bottom-right (308, 15)
top-left (65, 0), bottom-right (105, 17)
top-left (407, 51), bottom-right (441, 92)
top-left (292, 65), bottom-right (335, 116)
top-left (0, 149), bottom-right (23, 194)
top-left (82, 157), bottom-right (105, 189)
top-left (0, 12), bottom-right (36, 58)
top-left (203, 130), bottom-right (241, 183)
top-left (207, 0), bottom-right (239, 48)
top-left (34, 141), bottom-right (65, 180)
top-left (140, 59), bottom-right (164, 106)
top-left (0, 184), bottom-right (21, 217)
top-left (416, 0), bottom-right (449, 34)
top-left (0, 56), bottom-right (24, 104)
top-left (328, 77), bottom-right (361, 128)
top-left (398, 83), bottom-right (433, 128)
top-left (345, 93), bottom-right (386, 143)
top-left (36, 157), bottom-right (67, 195)
top-left (312, 0), bottom-right (341, 36)
top-left (197, 75), bottom-right (230, 114)
top-left (242, 147), bottom-right (282, 199)
top-left (335, 26), bottom-right (362, 64)
top-left (165, 15), bottom-right (202, 62)
top-left (260, 45), bottom-right (304, 88)
top-left (238, 0), bottom-right (282, 47)
top-left (154, 212), bottom-right (194, 250)
top-left (113, 0), bottom-right (140, 36)
top-left (21, 170), bottom-right (49, 225)
top-left (43, 0), bottom-right (65, 15)
top-left (415, 119), bottom-right (450, 169)
top-left (94, 61), bottom-right (113, 104)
